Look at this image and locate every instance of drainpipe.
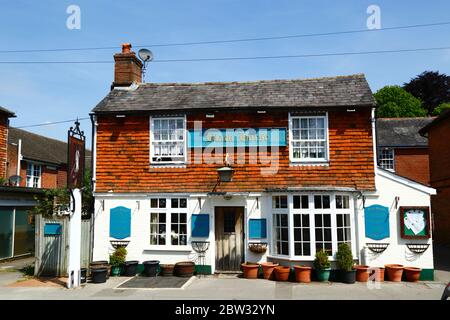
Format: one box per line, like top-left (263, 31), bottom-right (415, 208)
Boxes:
top-left (16, 139), bottom-right (22, 186)
top-left (371, 108), bottom-right (378, 175)
top-left (89, 113), bottom-right (97, 263)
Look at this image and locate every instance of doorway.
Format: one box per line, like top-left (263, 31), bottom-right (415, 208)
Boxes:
top-left (214, 206), bottom-right (244, 272)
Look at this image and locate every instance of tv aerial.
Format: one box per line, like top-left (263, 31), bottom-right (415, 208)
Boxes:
top-left (138, 48), bottom-right (153, 83)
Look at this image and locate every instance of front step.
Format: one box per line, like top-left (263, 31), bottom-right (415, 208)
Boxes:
top-left (214, 271), bottom-right (243, 278)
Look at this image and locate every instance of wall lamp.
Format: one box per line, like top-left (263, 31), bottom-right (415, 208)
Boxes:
top-left (217, 166), bottom-right (234, 182)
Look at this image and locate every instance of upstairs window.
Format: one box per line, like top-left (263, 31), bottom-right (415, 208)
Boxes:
top-left (150, 116), bottom-right (186, 164)
top-left (290, 114), bottom-right (328, 162)
top-left (378, 148), bottom-right (395, 171)
top-left (26, 163), bottom-right (41, 188)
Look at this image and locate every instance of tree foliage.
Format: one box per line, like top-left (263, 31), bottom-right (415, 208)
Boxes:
top-left (432, 102), bottom-right (450, 116)
top-left (404, 71), bottom-right (450, 116)
top-left (374, 86), bottom-right (427, 118)
top-left (30, 169), bottom-right (93, 218)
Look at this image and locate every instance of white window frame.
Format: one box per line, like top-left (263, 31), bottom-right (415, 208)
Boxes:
top-left (26, 162), bottom-right (42, 188)
top-left (149, 115), bottom-right (187, 165)
top-left (378, 147), bottom-right (395, 172)
top-left (271, 195), bottom-right (290, 257)
top-left (269, 193), bottom-right (356, 261)
top-left (288, 113), bottom-right (329, 163)
top-left (148, 196), bottom-right (189, 250)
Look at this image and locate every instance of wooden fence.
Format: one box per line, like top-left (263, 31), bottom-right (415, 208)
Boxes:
top-left (34, 215), bottom-right (92, 277)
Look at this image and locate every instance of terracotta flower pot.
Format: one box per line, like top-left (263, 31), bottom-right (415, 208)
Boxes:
top-left (385, 264), bottom-right (404, 282)
top-left (371, 267), bottom-right (385, 282)
top-left (241, 263), bottom-right (260, 279)
top-left (274, 266), bottom-right (291, 281)
top-left (354, 265), bottom-right (370, 282)
top-left (261, 262), bottom-right (279, 280)
top-left (404, 267), bottom-right (421, 282)
top-left (294, 266), bottom-right (312, 283)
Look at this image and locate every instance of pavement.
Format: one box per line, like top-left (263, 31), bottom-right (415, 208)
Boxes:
top-left (0, 246), bottom-right (448, 300)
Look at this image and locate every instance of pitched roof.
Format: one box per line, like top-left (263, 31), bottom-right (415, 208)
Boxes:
top-left (0, 106), bottom-right (16, 117)
top-left (419, 109), bottom-right (450, 135)
top-left (376, 117), bottom-right (434, 148)
top-left (8, 127), bottom-right (91, 166)
top-left (92, 74), bottom-right (375, 113)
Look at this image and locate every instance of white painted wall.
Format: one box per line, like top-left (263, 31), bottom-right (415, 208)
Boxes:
top-left (360, 171), bottom-right (435, 269)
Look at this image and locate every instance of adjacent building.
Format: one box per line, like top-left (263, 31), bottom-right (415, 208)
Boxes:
top-left (420, 110), bottom-right (450, 245)
top-left (376, 118), bottom-right (433, 185)
top-left (90, 44), bottom-right (436, 279)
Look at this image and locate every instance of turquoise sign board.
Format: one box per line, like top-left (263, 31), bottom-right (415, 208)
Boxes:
top-left (110, 206), bottom-right (131, 239)
top-left (249, 219), bottom-right (267, 239)
top-left (188, 128), bottom-right (287, 148)
top-left (191, 214), bottom-right (209, 237)
top-left (364, 205), bottom-right (390, 240)
top-left (44, 223), bottom-right (61, 235)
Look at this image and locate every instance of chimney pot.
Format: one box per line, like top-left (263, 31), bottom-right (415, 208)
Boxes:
top-left (122, 43), bottom-right (132, 54)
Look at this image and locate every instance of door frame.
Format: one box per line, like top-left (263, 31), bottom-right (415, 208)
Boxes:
top-left (214, 206), bottom-right (245, 272)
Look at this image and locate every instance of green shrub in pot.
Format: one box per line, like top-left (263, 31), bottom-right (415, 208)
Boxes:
top-left (313, 249), bottom-right (331, 282)
top-left (336, 243), bottom-right (356, 284)
top-left (109, 247), bottom-right (127, 276)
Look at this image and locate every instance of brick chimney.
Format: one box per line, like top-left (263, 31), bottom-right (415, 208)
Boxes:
top-left (111, 43), bottom-right (143, 89)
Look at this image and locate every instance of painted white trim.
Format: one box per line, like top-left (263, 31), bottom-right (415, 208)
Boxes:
top-left (377, 168), bottom-right (436, 195)
top-left (288, 112), bottom-right (330, 164)
top-left (149, 115), bottom-right (187, 165)
top-left (92, 115), bottom-right (98, 193)
top-left (371, 108), bottom-right (378, 176)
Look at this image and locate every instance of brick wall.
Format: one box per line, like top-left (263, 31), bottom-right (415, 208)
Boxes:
top-left (0, 115), bottom-right (8, 179)
top-left (427, 117), bottom-right (450, 244)
top-left (394, 148), bottom-right (430, 185)
top-left (95, 109), bottom-right (375, 193)
top-left (19, 160), bottom-right (65, 189)
top-left (6, 142), bottom-right (18, 180)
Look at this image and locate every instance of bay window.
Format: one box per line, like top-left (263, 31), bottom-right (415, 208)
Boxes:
top-left (289, 113), bottom-right (328, 163)
top-left (150, 116), bottom-right (186, 164)
top-left (150, 197), bottom-right (188, 247)
top-left (271, 193), bottom-right (354, 259)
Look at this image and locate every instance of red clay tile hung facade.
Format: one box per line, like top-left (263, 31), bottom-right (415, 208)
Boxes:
top-left (394, 148), bottom-right (430, 185)
top-left (0, 114), bottom-right (8, 179)
top-left (95, 109), bottom-right (375, 193)
top-left (420, 112), bottom-right (450, 244)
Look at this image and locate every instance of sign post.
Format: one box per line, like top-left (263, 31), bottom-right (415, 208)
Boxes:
top-left (67, 120), bottom-right (85, 289)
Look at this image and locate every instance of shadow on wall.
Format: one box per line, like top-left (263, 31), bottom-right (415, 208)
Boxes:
top-left (433, 243), bottom-right (450, 272)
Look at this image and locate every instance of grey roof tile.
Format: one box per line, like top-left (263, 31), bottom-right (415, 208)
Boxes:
top-left (376, 117), bottom-right (435, 148)
top-left (92, 74), bottom-right (375, 113)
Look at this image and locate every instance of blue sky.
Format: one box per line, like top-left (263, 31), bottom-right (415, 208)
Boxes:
top-left (1, 0), bottom-right (450, 146)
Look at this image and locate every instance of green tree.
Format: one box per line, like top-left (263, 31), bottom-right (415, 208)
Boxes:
top-left (374, 86), bottom-right (427, 118)
top-left (432, 102), bottom-right (450, 116)
top-left (404, 71), bottom-right (450, 116)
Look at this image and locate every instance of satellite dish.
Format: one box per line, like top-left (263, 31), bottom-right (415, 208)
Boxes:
top-left (138, 48), bottom-right (153, 62)
top-left (9, 175), bottom-right (22, 185)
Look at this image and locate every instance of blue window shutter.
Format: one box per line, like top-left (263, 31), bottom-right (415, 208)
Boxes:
top-left (249, 219), bottom-right (267, 239)
top-left (364, 205), bottom-right (390, 240)
top-left (110, 206), bottom-right (131, 239)
top-left (191, 214), bottom-right (209, 237)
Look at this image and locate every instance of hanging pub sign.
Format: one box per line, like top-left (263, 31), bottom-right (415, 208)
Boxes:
top-left (67, 120), bottom-right (85, 189)
top-left (399, 206), bottom-right (431, 239)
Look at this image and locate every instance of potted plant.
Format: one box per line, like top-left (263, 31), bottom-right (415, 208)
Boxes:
top-left (314, 249), bottom-right (331, 282)
top-left (109, 247), bottom-right (126, 276)
top-left (241, 262), bottom-right (260, 279)
top-left (261, 262), bottom-right (279, 280)
top-left (354, 265), bottom-right (370, 282)
top-left (385, 264), bottom-right (404, 282)
top-left (294, 265), bottom-right (312, 283)
top-left (336, 243), bottom-right (356, 284)
top-left (404, 267), bottom-right (421, 282)
top-left (274, 266), bottom-right (291, 281)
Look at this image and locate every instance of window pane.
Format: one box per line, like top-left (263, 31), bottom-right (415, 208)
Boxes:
top-left (295, 243), bottom-right (302, 255)
top-left (293, 214), bottom-right (301, 226)
top-left (280, 196), bottom-right (288, 208)
top-left (324, 229), bottom-right (332, 241)
top-left (324, 214), bottom-right (331, 227)
top-left (315, 229), bottom-right (323, 241)
top-left (301, 196), bottom-right (309, 209)
top-left (179, 198), bottom-right (187, 208)
top-left (302, 228), bottom-right (310, 241)
top-left (159, 198), bottom-right (166, 208)
top-left (151, 199), bottom-right (158, 208)
top-left (303, 244), bottom-right (311, 256)
top-left (293, 196), bottom-right (300, 209)
top-left (314, 196), bottom-right (322, 209)
top-left (294, 228), bottom-right (301, 241)
top-left (302, 214), bottom-right (309, 227)
top-left (323, 196), bottom-right (330, 209)
top-left (171, 199), bottom-right (179, 208)
top-left (315, 215), bottom-right (322, 227)
top-left (280, 214), bottom-right (288, 226)
top-left (281, 242), bottom-right (289, 255)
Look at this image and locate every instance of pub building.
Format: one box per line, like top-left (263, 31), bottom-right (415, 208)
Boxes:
top-left (90, 44), bottom-right (436, 279)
